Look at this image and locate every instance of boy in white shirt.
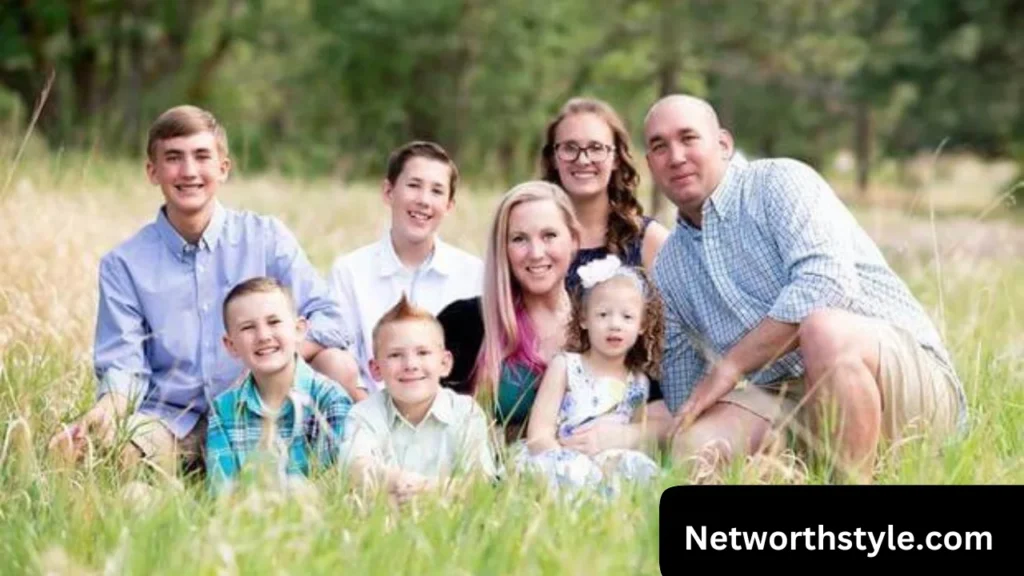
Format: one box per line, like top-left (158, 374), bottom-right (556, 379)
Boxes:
top-left (328, 141), bottom-right (483, 393)
top-left (339, 294), bottom-right (498, 503)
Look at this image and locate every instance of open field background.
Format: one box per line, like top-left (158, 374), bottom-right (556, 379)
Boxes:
top-left (0, 149), bottom-right (1021, 574)
top-left (3, 0), bottom-right (1023, 572)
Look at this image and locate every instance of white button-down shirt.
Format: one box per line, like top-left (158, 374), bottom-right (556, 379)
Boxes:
top-left (328, 231), bottom-right (484, 391)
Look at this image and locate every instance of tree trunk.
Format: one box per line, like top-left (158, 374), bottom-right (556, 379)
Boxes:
top-left (448, 0), bottom-right (480, 162)
top-left (11, 0), bottom-right (64, 145)
top-left (185, 0), bottom-right (239, 104)
top-left (101, 0), bottom-right (126, 149)
top-left (653, 0), bottom-right (681, 218)
top-left (497, 135), bottom-right (516, 187)
top-left (124, 1), bottom-right (146, 154)
top-left (69, 0), bottom-right (98, 145)
top-left (407, 61), bottom-right (442, 144)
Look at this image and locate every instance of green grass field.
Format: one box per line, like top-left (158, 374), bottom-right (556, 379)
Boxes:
top-left (1, 151), bottom-right (1021, 574)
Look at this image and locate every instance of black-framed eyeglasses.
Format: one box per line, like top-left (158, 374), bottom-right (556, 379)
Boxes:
top-left (553, 142), bottom-right (615, 163)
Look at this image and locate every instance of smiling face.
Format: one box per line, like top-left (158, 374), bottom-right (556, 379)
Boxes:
top-left (580, 276), bottom-right (645, 360)
top-left (222, 289), bottom-right (306, 379)
top-left (552, 112), bottom-right (618, 201)
top-left (644, 96), bottom-right (733, 222)
top-left (146, 131), bottom-right (230, 222)
top-left (505, 198), bottom-right (577, 298)
top-left (370, 319), bottom-right (452, 410)
top-left (384, 156), bottom-right (455, 247)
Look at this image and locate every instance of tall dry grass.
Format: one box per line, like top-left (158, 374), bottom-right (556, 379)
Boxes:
top-left (0, 150), bottom-right (1021, 574)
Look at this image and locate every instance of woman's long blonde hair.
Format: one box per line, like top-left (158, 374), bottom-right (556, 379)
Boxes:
top-left (470, 181), bottom-right (582, 401)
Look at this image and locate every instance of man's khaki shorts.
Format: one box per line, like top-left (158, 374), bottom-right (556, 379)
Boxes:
top-left (718, 322), bottom-right (962, 444)
top-left (125, 413), bottom-right (207, 477)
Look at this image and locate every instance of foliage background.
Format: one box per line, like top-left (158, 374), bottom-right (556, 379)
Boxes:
top-left (0, 2), bottom-right (1021, 574)
top-left (2, 0), bottom-right (1022, 205)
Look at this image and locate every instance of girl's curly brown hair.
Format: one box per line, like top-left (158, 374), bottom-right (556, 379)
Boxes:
top-left (564, 267), bottom-right (665, 380)
top-left (540, 97), bottom-right (647, 258)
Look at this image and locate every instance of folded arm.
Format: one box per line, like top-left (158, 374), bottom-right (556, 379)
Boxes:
top-left (713, 162), bottom-right (864, 396)
top-left (50, 256), bottom-right (153, 457)
top-left (268, 218), bottom-right (365, 399)
top-left (326, 257), bottom-right (373, 391)
top-left (93, 255), bottom-right (152, 412)
top-left (676, 161), bottom-right (862, 424)
top-left (761, 160), bottom-right (861, 325)
top-left (300, 343), bottom-right (366, 401)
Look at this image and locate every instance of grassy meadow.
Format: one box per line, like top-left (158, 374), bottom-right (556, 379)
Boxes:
top-left (0, 148), bottom-right (1021, 575)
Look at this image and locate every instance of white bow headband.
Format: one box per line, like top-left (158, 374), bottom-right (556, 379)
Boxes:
top-left (576, 254), bottom-right (648, 296)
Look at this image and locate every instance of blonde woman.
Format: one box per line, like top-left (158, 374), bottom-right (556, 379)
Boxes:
top-left (437, 181), bottom-right (670, 451)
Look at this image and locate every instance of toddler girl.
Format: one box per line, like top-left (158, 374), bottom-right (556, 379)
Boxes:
top-left (514, 254), bottom-right (664, 494)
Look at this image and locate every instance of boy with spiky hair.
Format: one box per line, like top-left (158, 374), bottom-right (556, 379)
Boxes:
top-left (339, 294), bottom-right (497, 503)
top-left (48, 105), bottom-right (361, 478)
top-left (205, 277), bottom-right (353, 495)
top-left (328, 141), bottom-right (483, 393)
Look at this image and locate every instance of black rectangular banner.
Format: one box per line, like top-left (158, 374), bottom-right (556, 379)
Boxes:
top-left (659, 485), bottom-right (1019, 571)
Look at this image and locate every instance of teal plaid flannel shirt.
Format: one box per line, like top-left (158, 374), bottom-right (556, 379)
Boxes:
top-left (205, 356), bottom-right (353, 493)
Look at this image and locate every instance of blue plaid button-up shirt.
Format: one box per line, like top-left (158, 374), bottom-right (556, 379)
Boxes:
top-left (93, 201), bottom-right (352, 438)
top-left (653, 155), bottom-right (965, 423)
top-left (205, 357), bottom-right (353, 493)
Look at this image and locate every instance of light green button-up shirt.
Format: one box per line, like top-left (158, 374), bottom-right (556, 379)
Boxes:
top-left (339, 387), bottom-right (498, 480)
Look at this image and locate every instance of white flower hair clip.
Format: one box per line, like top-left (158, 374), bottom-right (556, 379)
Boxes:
top-left (576, 254), bottom-right (648, 296)
top-left (577, 254), bottom-right (624, 290)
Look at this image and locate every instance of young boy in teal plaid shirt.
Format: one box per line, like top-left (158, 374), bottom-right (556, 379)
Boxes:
top-left (206, 276), bottom-right (353, 495)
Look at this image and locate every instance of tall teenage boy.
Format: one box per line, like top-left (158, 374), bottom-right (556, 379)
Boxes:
top-left (48, 105), bottom-right (360, 477)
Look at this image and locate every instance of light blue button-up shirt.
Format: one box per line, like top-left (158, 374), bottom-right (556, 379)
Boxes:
top-left (653, 155), bottom-right (966, 427)
top-left (93, 201), bottom-right (352, 438)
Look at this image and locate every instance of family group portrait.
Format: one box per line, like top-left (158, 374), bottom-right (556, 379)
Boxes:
top-left (1, 0), bottom-right (1021, 573)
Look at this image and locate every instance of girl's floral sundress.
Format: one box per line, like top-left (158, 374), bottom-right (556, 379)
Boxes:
top-left (512, 352), bottom-right (660, 495)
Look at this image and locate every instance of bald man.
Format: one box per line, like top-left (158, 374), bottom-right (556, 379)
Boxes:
top-left (643, 95), bottom-right (966, 482)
